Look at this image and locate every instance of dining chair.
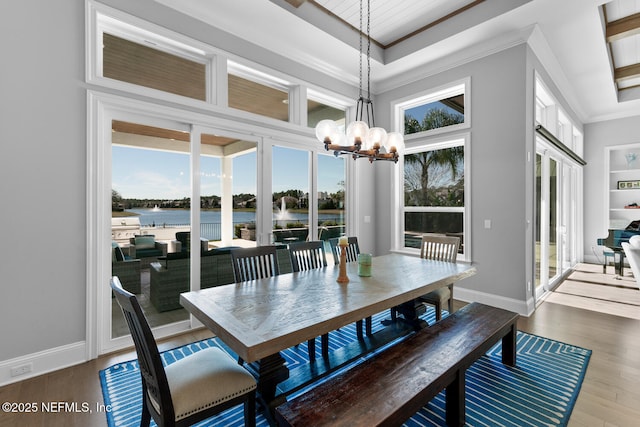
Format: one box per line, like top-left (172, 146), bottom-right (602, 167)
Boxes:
top-left (328, 236), bottom-right (360, 265)
top-left (328, 236), bottom-right (372, 338)
top-left (230, 245), bottom-right (280, 282)
top-left (110, 276), bottom-right (257, 427)
top-left (418, 233), bottom-right (460, 321)
top-left (288, 241), bottom-right (330, 361)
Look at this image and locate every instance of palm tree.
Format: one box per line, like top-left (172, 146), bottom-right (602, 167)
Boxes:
top-left (404, 108), bottom-right (464, 206)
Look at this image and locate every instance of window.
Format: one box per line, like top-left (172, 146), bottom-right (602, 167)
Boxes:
top-left (396, 80), bottom-right (469, 137)
top-left (307, 89), bottom-right (346, 129)
top-left (404, 94), bottom-right (464, 135)
top-left (402, 140), bottom-right (467, 257)
top-left (88, 4), bottom-right (354, 355)
top-left (228, 62), bottom-right (291, 121)
top-left (317, 153), bottom-right (346, 244)
top-left (272, 146), bottom-right (310, 243)
top-left (103, 33), bottom-right (207, 100)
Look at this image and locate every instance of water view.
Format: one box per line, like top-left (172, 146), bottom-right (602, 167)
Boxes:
top-left (128, 208), bottom-right (343, 228)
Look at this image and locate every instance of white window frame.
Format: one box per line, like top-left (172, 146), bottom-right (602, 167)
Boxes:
top-left (87, 1), bottom-right (214, 107)
top-left (86, 3), bottom-right (360, 357)
top-left (393, 78), bottom-right (471, 139)
top-left (393, 133), bottom-right (471, 262)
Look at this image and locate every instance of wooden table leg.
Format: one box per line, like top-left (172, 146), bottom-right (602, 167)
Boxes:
top-left (394, 299), bottom-right (428, 330)
top-left (246, 352), bottom-right (290, 425)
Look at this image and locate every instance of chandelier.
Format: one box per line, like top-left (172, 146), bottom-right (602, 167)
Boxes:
top-left (314, 0), bottom-right (404, 163)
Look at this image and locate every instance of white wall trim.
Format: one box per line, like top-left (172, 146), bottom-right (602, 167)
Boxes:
top-left (0, 342), bottom-right (86, 387)
top-left (455, 286), bottom-right (535, 317)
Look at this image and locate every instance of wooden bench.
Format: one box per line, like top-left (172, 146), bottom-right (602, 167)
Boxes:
top-left (275, 302), bottom-right (518, 427)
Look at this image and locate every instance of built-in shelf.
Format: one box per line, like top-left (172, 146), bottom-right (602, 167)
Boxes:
top-left (607, 144), bottom-right (640, 229)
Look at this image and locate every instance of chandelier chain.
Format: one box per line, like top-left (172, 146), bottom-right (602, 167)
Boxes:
top-left (366, 0), bottom-right (371, 102)
top-left (358, 0), bottom-right (363, 100)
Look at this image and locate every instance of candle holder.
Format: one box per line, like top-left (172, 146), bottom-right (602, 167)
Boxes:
top-left (337, 241), bottom-right (349, 283)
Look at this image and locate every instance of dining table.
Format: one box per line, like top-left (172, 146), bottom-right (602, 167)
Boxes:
top-left (180, 252), bottom-right (476, 420)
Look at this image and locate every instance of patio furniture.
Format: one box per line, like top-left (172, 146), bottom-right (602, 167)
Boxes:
top-left (111, 241), bottom-right (141, 294)
top-left (318, 225), bottom-right (344, 241)
top-left (273, 227), bottom-right (309, 243)
top-left (172, 231), bottom-right (209, 253)
top-left (149, 248), bottom-right (235, 312)
top-left (129, 234), bottom-right (168, 267)
top-left (288, 240), bottom-right (330, 361)
top-left (111, 276), bottom-right (257, 427)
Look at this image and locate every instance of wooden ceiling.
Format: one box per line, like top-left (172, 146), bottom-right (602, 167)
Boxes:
top-left (112, 120), bottom-right (237, 147)
top-left (603, 0), bottom-right (640, 98)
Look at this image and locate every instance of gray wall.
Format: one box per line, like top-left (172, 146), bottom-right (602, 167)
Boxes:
top-left (0, 1), bottom-right (86, 361)
top-left (375, 45), bottom-right (531, 303)
top-left (584, 116), bottom-right (640, 260)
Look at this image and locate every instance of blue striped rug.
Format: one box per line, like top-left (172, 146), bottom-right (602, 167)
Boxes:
top-left (100, 309), bottom-right (590, 426)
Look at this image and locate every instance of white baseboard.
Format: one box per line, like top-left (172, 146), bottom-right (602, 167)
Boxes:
top-left (0, 341), bottom-right (86, 387)
top-left (455, 286), bottom-right (535, 317)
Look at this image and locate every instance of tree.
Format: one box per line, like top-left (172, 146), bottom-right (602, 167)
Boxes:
top-left (404, 108), bottom-right (464, 206)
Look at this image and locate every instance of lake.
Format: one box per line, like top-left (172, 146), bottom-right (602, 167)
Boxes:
top-left (128, 208), bottom-right (344, 228)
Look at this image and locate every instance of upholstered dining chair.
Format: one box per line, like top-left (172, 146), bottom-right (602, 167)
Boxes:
top-left (328, 237), bottom-right (372, 338)
top-left (230, 245), bottom-right (280, 282)
top-left (418, 233), bottom-right (461, 321)
top-left (288, 241), bottom-right (330, 361)
top-left (110, 276), bottom-right (257, 427)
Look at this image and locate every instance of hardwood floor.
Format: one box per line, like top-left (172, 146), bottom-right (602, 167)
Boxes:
top-left (1, 263), bottom-right (639, 427)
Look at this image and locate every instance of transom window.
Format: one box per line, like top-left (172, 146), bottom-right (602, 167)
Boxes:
top-left (397, 80), bottom-right (469, 137)
top-left (102, 33), bottom-right (207, 101)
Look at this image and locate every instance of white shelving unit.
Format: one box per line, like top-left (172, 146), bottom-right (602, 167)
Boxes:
top-left (607, 143), bottom-right (640, 229)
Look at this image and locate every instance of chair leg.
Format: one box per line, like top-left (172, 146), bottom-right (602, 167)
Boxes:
top-left (434, 300), bottom-right (442, 321)
top-left (447, 284), bottom-right (454, 315)
top-left (321, 333), bottom-right (329, 359)
top-left (308, 338), bottom-right (316, 362)
top-left (356, 319), bottom-right (364, 339)
top-left (140, 399), bottom-right (151, 427)
top-left (365, 316), bottom-right (372, 336)
top-left (244, 391), bottom-right (256, 427)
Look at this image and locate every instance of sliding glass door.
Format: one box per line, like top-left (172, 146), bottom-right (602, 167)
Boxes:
top-left (535, 140), bottom-right (579, 300)
top-left (110, 118), bottom-right (192, 340)
top-left (270, 144), bottom-right (347, 260)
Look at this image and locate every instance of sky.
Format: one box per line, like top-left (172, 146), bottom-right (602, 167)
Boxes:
top-left (405, 100), bottom-right (463, 123)
top-left (112, 144), bottom-right (345, 200)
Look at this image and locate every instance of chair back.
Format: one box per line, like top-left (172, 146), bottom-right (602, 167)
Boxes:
top-left (110, 276), bottom-right (175, 423)
top-left (289, 241), bottom-right (327, 272)
top-left (419, 234), bottom-right (460, 262)
top-left (230, 246), bottom-right (280, 282)
top-left (328, 237), bottom-right (360, 264)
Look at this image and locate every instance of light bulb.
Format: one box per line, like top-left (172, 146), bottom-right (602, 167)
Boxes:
top-left (330, 130), bottom-right (347, 147)
top-left (386, 132), bottom-right (404, 154)
top-left (315, 120), bottom-right (338, 143)
top-left (368, 127), bottom-right (388, 151)
top-left (346, 121), bottom-right (369, 146)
